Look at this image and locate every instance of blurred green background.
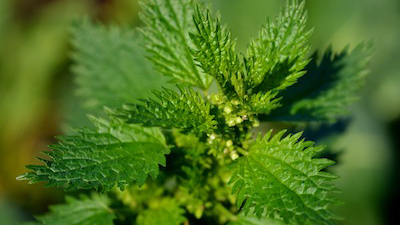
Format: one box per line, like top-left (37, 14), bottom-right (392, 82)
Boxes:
top-left (0, 0), bottom-right (399, 224)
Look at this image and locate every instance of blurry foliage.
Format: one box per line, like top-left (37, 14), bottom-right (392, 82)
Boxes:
top-left (0, 0), bottom-right (143, 223)
top-left (0, 0), bottom-right (399, 224)
top-left (65, 18), bottom-right (170, 129)
top-left (0, 0), bottom-right (89, 218)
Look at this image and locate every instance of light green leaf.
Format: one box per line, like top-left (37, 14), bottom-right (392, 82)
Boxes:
top-left (247, 91), bottom-right (281, 115)
top-left (136, 198), bottom-right (186, 225)
top-left (140, 0), bottom-right (211, 89)
top-left (28, 194), bottom-right (115, 225)
top-left (190, 3), bottom-right (244, 99)
top-left (245, 0), bottom-right (311, 93)
top-left (229, 212), bottom-right (284, 225)
top-left (230, 130), bottom-right (339, 224)
top-left (113, 86), bottom-right (217, 135)
top-left (18, 116), bottom-right (169, 191)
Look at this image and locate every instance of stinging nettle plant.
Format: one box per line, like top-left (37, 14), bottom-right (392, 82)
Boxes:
top-left (18, 0), bottom-right (372, 224)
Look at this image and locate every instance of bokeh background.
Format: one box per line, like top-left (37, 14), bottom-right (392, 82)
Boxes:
top-left (0, 0), bottom-right (399, 224)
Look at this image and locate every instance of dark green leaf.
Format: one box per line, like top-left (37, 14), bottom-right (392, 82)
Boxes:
top-left (269, 43), bottom-right (373, 121)
top-left (230, 130), bottom-right (339, 224)
top-left (18, 117), bottom-right (169, 191)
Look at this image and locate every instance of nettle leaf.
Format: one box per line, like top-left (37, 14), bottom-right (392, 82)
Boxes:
top-left (270, 43), bottom-right (373, 122)
top-left (18, 117), bottom-right (170, 191)
top-left (140, 0), bottom-right (211, 89)
top-left (245, 0), bottom-right (312, 93)
top-left (229, 212), bottom-right (284, 225)
top-left (247, 91), bottom-right (281, 115)
top-left (71, 19), bottom-right (169, 110)
top-left (113, 86), bottom-right (217, 135)
top-left (229, 130), bottom-right (339, 224)
top-left (190, 4), bottom-right (244, 99)
top-left (28, 194), bottom-right (115, 225)
top-left (136, 199), bottom-right (187, 225)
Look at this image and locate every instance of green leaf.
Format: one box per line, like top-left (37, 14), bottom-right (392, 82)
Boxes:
top-left (28, 194), bottom-right (115, 225)
top-left (270, 43), bottom-right (373, 122)
top-left (113, 86), bottom-right (217, 135)
top-left (136, 198), bottom-right (187, 225)
top-left (229, 212), bottom-right (284, 225)
top-left (190, 4), bottom-right (244, 99)
top-left (140, 0), bottom-right (211, 89)
top-left (229, 130), bottom-right (339, 224)
top-left (245, 0), bottom-right (311, 93)
top-left (247, 91), bottom-right (281, 115)
top-left (71, 19), bottom-right (169, 110)
top-left (18, 116), bottom-right (170, 191)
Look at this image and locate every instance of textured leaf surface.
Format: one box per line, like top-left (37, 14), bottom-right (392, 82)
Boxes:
top-left (18, 117), bottom-right (169, 191)
top-left (270, 43), bottom-right (373, 121)
top-left (71, 19), bottom-right (169, 110)
top-left (229, 213), bottom-right (284, 225)
top-left (140, 0), bottom-right (211, 89)
top-left (247, 91), bottom-right (281, 115)
top-left (190, 4), bottom-right (244, 99)
top-left (245, 0), bottom-right (311, 92)
top-left (113, 87), bottom-right (217, 135)
top-left (136, 199), bottom-right (186, 225)
top-left (229, 130), bottom-right (339, 224)
top-left (28, 194), bottom-right (115, 225)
